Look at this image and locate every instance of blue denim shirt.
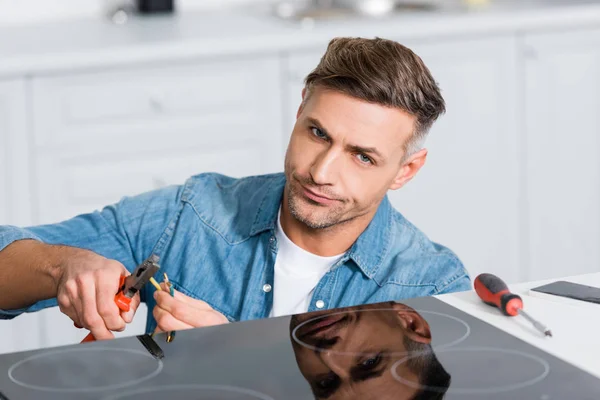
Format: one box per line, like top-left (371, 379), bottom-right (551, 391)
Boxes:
top-left (0, 173), bottom-right (470, 332)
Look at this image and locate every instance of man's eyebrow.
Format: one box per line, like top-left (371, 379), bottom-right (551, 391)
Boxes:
top-left (306, 117), bottom-right (329, 136)
top-left (346, 144), bottom-right (384, 161)
top-left (305, 117), bottom-right (384, 161)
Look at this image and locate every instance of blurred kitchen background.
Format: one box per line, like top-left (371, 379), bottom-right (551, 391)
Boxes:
top-left (1, 0), bottom-right (599, 353)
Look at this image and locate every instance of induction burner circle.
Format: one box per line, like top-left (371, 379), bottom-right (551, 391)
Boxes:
top-left (291, 308), bottom-right (470, 356)
top-left (103, 384), bottom-right (275, 400)
top-left (8, 347), bottom-right (163, 393)
top-left (391, 347), bottom-right (550, 395)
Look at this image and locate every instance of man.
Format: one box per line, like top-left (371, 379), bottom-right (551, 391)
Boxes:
top-left (289, 302), bottom-right (451, 399)
top-left (0, 37), bottom-right (470, 342)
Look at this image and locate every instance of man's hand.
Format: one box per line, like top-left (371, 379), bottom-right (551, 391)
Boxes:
top-left (55, 248), bottom-right (140, 340)
top-left (153, 286), bottom-right (228, 334)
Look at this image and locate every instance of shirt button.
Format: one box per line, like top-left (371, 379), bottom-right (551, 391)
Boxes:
top-left (262, 284), bottom-right (272, 293)
top-left (316, 300), bottom-right (325, 309)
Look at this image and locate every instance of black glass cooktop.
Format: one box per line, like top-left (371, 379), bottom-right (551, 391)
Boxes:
top-left (0, 296), bottom-right (598, 399)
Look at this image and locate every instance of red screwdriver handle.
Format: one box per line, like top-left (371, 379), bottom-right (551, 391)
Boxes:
top-left (474, 273), bottom-right (523, 316)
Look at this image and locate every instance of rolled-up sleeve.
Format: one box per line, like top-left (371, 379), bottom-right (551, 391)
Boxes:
top-left (0, 184), bottom-right (184, 319)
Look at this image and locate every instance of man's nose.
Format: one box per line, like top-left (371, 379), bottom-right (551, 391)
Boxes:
top-left (310, 147), bottom-right (341, 186)
top-left (321, 351), bottom-right (351, 380)
top-left (314, 336), bottom-right (339, 350)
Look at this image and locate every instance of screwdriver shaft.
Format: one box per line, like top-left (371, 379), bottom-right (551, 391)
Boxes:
top-left (518, 309), bottom-right (552, 337)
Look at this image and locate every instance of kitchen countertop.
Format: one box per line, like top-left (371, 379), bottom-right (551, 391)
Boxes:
top-left (438, 272), bottom-right (600, 379)
top-left (0, 0), bottom-right (600, 77)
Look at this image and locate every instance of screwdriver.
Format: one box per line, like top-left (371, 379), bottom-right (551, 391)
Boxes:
top-left (474, 273), bottom-right (552, 337)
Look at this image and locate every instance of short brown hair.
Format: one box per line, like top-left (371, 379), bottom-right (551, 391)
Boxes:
top-left (304, 37), bottom-right (446, 157)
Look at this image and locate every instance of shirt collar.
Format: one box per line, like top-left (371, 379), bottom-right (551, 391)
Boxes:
top-left (249, 173), bottom-right (286, 236)
top-left (249, 174), bottom-right (393, 280)
top-left (344, 195), bottom-right (393, 279)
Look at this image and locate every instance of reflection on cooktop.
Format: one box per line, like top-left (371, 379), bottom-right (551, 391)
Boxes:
top-left (102, 384), bottom-right (274, 400)
top-left (289, 302), bottom-right (454, 399)
top-left (0, 296), bottom-right (598, 399)
top-left (291, 303), bottom-right (471, 356)
top-left (8, 348), bottom-right (162, 393)
top-left (392, 347), bottom-right (550, 395)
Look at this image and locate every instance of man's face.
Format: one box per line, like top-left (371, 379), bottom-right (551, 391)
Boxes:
top-left (289, 303), bottom-right (432, 399)
top-left (283, 87), bottom-right (423, 229)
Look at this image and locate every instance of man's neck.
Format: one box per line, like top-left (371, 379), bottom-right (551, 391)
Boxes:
top-left (279, 200), bottom-right (375, 257)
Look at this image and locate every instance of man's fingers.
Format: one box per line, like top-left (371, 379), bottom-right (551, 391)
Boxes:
top-left (154, 292), bottom-right (197, 325)
top-left (96, 272), bottom-right (126, 332)
top-left (121, 293), bottom-right (141, 324)
top-left (172, 290), bottom-right (209, 306)
top-left (58, 291), bottom-right (83, 328)
top-left (155, 289), bottom-right (212, 310)
top-left (153, 294), bottom-right (229, 328)
top-left (63, 279), bottom-right (84, 327)
top-left (153, 305), bottom-right (194, 332)
top-left (78, 276), bottom-right (113, 340)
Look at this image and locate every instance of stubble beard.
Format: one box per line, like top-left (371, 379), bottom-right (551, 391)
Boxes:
top-left (286, 181), bottom-right (347, 230)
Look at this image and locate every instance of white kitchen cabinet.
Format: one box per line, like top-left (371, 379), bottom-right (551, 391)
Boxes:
top-left (283, 36), bottom-right (521, 284)
top-left (0, 311), bottom-right (44, 355)
top-left (31, 56), bottom-right (284, 225)
top-left (0, 82), bottom-right (10, 225)
top-left (523, 27), bottom-right (600, 280)
top-left (282, 46), bottom-right (328, 145)
top-left (396, 36), bottom-right (521, 284)
top-left (0, 79), bottom-right (32, 227)
top-left (0, 79), bottom-right (40, 355)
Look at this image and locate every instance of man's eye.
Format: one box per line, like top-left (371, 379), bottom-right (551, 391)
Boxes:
top-left (357, 154), bottom-right (373, 164)
top-left (311, 127), bottom-right (327, 139)
top-left (360, 354), bottom-right (382, 369)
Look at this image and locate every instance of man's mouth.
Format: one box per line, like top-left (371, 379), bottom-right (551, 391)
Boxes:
top-left (298, 315), bottom-right (348, 339)
top-left (300, 184), bottom-right (339, 206)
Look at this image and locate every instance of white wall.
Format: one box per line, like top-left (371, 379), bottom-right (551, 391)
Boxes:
top-left (0, 0), bottom-right (263, 26)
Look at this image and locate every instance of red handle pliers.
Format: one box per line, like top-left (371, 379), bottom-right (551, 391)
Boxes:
top-left (79, 255), bottom-right (160, 343)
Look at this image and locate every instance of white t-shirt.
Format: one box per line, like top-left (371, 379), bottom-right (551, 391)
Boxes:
top-left (269, 209), bottom-right (345, 317)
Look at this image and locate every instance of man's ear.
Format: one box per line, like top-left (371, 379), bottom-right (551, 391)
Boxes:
top-left (389, 148), bottom-right (428, 191)
top-left (391, 302), bottom-right (432, 344)
top-left (297, 87), bottom-right (307, 119)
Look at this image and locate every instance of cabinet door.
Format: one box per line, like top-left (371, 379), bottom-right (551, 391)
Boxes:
top-left (0, 82), bottom-right (10, 226)
top-left (523, 28), bottom-right (600, 280)
top-left (0, 80), bottom-right (40, 355)
top-left (283, 47), bottom-right (327, 148)
top-left (284, 36), bottom-right (521, 283)
top-left (395, 36), bottom-right (520, 283)
top-left (31, 55), bottom-right (284, 225)
top-left (0, 79), bottom-right (32, 227)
